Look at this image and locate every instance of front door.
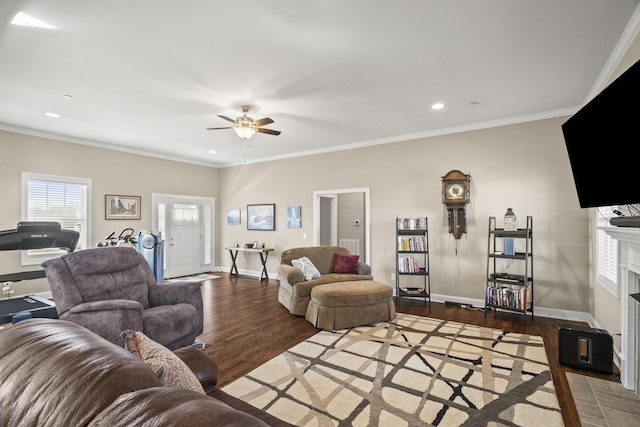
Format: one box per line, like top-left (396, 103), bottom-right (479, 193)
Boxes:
top-left (167, 199), bottom-right (202, 278)
top-left (151, 193), bottom-right (215, 279)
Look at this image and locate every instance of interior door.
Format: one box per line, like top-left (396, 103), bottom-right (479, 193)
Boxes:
top-left (319, 195), bottom-right (337, 246)
top-left (167, 199), bottom-right (202, 278)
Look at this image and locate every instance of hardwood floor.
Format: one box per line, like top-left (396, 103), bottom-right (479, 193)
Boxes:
top-left (198, 274), bottom-right (620, 427)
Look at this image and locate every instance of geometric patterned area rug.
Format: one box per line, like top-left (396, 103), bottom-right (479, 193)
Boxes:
top-left (223, 314), bottom-right (564, 426)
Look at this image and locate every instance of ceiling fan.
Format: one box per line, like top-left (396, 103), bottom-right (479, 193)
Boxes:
top-left (207, 105), bottom-right (281, 139)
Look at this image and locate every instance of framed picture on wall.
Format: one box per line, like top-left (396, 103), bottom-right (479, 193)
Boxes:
top-left (287, 206), bottom-right (301, 228)
top-left (227, 209), bottom-right (241, 225)
top-left (105, 195), bottom-right (141, 220)
top-left (247, 204), bottom-right (275, 231)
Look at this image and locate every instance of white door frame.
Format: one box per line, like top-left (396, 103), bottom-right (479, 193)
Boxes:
top-left (151, 193), bottom-right (215, 278)
top-left (313, 187), bottom-right (370, 265)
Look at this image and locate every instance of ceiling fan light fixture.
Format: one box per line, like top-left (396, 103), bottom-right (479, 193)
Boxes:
top-left (234, 126), bottom-right (255, 139)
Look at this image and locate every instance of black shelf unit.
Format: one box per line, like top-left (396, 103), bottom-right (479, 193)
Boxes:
top-left (484, 216), bottom-right (533, 321)
top-left (396, 217), bottom-right (430, 307)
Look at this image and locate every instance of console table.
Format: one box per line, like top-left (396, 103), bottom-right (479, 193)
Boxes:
top-left (225, 246), bottom-right (274, 281)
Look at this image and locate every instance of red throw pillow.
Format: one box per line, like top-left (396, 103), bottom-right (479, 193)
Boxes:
top-left (334, 253), bottom-right (359, 274)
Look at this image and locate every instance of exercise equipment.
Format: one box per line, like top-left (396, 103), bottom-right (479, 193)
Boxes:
top-left (0, 221), bottom-right (78, 323)
top-left (0, 222), bottom-right (79, 283)
top-left (97, 228), bottom-right (136, 247)
top-left (136, 232), bottom-right (164, 283)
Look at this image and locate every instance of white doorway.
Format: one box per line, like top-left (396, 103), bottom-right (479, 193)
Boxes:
top-left (152, 194), bottom-right (215, 279)
top-left (313, 187), bottom-right (370, 265)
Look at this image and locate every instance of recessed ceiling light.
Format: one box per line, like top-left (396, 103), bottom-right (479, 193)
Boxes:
top-left (431, 103), bottom-right (445, 110)
top-left (11, 12), bottom-right (57, 29)
top-left (209, 150), bottom-right (217, 154)
top-left (45, 112), bottom-right (60, 118)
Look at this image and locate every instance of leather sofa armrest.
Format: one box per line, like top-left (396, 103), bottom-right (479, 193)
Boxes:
top-left (277, 264), bottom-right (305, 286)
top-left (358, 262), bottom-right (372, 276)
top-left (174, 346), bottom-right (219, 387)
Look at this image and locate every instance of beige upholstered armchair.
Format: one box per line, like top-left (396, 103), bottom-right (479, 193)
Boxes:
top-left (42, 246), bottom-right (203, 350)
top-left (277, 246), bottom-right (373, 316)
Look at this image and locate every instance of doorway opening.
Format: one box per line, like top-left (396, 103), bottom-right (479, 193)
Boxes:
top-left (313, 187), bottom-right (370, 265)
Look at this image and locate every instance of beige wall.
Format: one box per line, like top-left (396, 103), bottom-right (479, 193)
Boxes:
top-left (0, 130), bottom-right (219, 296)
top-left (220, 116), bottom-right (591, 312)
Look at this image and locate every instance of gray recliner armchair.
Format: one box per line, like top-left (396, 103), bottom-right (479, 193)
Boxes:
top-left (42, 246), bottom-right (203, 350)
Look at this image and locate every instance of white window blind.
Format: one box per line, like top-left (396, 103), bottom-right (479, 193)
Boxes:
top-left (596, 206), bottom-right (618, 297)
top-left (22, 173), bottom-right (91, 265)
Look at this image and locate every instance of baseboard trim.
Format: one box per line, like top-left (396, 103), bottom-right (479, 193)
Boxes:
top-left (428, 292), bottom-right (593, 323)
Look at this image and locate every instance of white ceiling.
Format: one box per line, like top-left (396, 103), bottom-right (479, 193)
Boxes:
top-left (1, 1), bottom-right (639, 167)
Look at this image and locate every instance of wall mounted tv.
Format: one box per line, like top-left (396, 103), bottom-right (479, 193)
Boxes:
top-left (561, 58), bottom-right (640, 209)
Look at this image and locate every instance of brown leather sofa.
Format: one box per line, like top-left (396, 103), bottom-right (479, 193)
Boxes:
top-left (0, 318), bottom-right (292, 427)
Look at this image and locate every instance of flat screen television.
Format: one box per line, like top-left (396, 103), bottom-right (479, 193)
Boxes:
top-left (561, 58), bottom-right (640, 209)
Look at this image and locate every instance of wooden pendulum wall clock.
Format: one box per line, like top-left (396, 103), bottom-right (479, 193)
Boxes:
top-left (442, 170), bottom-right (471, 240)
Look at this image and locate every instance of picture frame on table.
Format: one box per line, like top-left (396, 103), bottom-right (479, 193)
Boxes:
top-left (247, 204), bottom-right (275, 231)
top-left (105, 195), bottom-right (141, 220)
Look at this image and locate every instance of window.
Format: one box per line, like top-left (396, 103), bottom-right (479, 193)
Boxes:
top-left (171, 203), bottom-right (199, 225)
top-left (21, 173), bottom-right (91, 265)
top-left (596, 206), bottom-right (618, 297)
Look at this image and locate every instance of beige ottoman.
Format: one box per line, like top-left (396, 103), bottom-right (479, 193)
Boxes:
top-left (305, 281), bottom-right (396, 329)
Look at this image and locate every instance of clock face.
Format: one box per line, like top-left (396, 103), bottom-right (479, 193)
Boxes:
top-left (446, 183), bottom-right (465, 199)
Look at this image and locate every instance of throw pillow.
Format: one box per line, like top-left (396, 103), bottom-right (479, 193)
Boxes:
top-left (122, 330), bottom-right (206, 394)
top-left (291, 256), bottom-right (321, 281)
top-left (334, 253), bottom-right (359, 274)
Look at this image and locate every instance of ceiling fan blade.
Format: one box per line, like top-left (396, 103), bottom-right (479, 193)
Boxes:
top-left (256, 128), bottom-right (281, 136)
top-left (253, 117), bottom-right (274, 127)
top-left (217, 115), bottom-right (238, 124)
top-left (206, 126), bottom-right (233, 130)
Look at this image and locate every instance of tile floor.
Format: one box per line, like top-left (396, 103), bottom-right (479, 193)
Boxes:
top-left (567, 372), bottom-right (640, 426)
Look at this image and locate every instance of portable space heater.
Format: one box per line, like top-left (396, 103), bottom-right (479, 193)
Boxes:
top-left (558, 323), bottom-right (614, 374)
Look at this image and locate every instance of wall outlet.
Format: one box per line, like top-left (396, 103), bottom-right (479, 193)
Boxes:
top-left (391, 273), bottom-right (396, 281)
top-left (303, 233), bottom-right (307, 239)
top-left (1, 282), bottom-right (13, 299)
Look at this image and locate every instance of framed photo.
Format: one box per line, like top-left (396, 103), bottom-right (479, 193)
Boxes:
top-left (287, 206), bottom-right (301, 228)
top-left (247, 204), bottom-right (275, 231)
top-left (227, 209), bottom-right (241, 225)
top-left (105, 195), bottom-right (141, 220)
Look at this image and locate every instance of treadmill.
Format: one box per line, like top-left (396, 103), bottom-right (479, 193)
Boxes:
top-left (0, 222), bottom-right (79, 324)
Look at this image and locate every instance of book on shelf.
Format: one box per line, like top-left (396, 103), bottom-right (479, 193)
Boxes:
top-left (485, 285), bottom-right (531, 310)
top-left (397, 217), bottom-right (427, 230)
top-left (397, 236), bottom-right (427, 252)
top-left (398, 256), bottom-right (424, 273)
